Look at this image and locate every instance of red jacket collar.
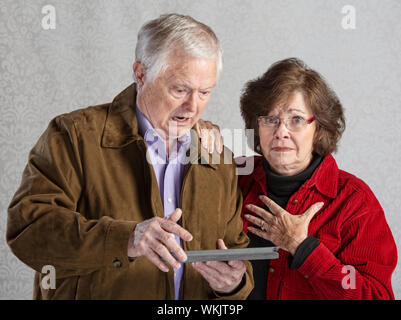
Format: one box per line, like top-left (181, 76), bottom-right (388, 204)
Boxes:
top-left (250, 154), bottom-right (339, 199)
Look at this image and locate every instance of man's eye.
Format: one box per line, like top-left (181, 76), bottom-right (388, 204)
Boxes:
top-left (172, 88), bottom-right (187, 97)
top-left (199, 91), bottom-right (210, 97)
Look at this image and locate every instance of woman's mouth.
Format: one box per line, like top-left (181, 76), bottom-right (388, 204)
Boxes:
top-left (272, 147), bottom-right (293, 152)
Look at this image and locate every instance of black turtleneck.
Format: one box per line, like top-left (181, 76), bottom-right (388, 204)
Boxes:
top-left (247, 155), bottom-right (322, 300)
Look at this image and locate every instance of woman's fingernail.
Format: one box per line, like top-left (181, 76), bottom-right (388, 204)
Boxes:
top-left (317, 202), bottom-right (324, 209)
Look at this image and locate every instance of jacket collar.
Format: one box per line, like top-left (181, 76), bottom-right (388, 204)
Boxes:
top-left (101, 83), bottom-right (141, 148)
top-left (303, 154), bottom-right (338, 198)
top-left (252, 154), bottom-right (338, 199)
top-left (101, 83), bottom-right (217, 169)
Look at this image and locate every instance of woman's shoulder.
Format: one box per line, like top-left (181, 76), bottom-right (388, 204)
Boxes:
top-left (337, 167), bottom-right (377, 201)
top-left (333, 166), bottom-right (385, 226)
top-left (317, 155), bottom-right (376, 200)
top-left (315, 157), bottom-right (387, 228)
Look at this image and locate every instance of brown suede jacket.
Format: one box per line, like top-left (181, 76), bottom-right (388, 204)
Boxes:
top-left (7, 83), bottom-right (253, 300)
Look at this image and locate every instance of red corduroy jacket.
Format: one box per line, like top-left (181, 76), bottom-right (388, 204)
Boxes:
top-left (239, 154), bottom-right (397, 300)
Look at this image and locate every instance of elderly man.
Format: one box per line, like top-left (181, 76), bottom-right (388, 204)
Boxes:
top-left (6, 14), bottom-right (253, 299)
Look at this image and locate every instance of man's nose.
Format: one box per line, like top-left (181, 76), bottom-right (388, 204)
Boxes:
top-left (183, 92), bottom-right (197, 112)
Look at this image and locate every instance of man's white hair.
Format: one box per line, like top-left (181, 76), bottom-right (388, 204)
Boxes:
top-left (135, 13), bottom-right (223, 83)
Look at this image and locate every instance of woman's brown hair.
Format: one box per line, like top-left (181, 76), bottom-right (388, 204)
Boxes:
top-left (240, 58), bottom-right (345, 156)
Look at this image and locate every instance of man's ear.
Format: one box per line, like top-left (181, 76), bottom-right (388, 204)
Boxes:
top-left (133, 62), bottom-right (146, 87)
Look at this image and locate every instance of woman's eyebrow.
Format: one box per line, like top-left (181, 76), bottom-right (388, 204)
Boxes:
top-left (287, 108), bottom-right (306, 114)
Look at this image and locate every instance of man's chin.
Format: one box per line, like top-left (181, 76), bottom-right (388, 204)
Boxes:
top-left (176, 126), bottom-right (192, 138)
top-left (164, 119), bottom-right (195, 140)
top-left (162, 127), bottom-right (191, 141)
top-left (172, 123), bottom-right (193, 134)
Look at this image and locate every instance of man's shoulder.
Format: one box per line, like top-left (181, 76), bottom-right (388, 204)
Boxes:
top-left (55, 103), bottom-right (110, 127)
top-left (47, 103), bottom-right (111, 141)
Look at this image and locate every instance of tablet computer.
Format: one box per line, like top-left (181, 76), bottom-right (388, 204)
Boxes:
top-left (184, 247), bottom-right (279, 263)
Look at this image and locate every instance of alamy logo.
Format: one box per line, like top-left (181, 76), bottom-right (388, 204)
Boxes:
top-left (341, 5), bottom-right (356, 30)
top-left (41, 265), bottom-right (56, 290)
top-left (341, 265), bottom-right (356, 289)
top-left (41, 5), bottom-right (56, 30)
top-left (143, 126), bottom-right (255, 176)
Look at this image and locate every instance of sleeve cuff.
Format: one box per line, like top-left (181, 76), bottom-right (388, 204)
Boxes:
top-left (213, 260), bottom-right (254, 300)
top-left (214, 274), bottom-right (246, 297)
top-left (296, 241), bottom-right (339, 279)
top-left (289, 236), bottom-right (320, 270)
top-left (104, 220), bottom-right (137, 269)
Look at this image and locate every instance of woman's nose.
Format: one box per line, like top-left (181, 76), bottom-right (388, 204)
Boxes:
top-left (274, 121), bottom-right (290, 139)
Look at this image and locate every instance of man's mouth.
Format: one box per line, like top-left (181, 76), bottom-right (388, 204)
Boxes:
top-left (172, 116), bottom-right (191, 124)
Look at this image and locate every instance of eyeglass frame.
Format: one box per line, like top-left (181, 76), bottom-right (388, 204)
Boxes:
top-left (257, 115), bottom-right (315, 132)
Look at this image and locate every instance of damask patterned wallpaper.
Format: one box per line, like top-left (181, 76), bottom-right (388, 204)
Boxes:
top-left (1, 0), bottom-right (400, 299)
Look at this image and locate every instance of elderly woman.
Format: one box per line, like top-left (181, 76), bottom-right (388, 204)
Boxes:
top-left (235, 58), bottom-right (397, 300)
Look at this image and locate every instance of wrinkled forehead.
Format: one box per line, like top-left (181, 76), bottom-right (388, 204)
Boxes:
top-left (161, 54), bottom-right (218, 89)
top-left (267, 91), bottom-right (311, 116)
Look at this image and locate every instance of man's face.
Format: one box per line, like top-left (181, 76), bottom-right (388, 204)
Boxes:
top-left (135, 51), bottom-right (217, 139)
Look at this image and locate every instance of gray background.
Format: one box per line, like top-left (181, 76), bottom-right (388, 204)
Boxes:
top-left (1, 0), bottom-right (400, 299)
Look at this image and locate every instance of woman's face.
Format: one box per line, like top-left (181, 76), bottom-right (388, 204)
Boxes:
top-left (259, 91), bottom-right (316, 176)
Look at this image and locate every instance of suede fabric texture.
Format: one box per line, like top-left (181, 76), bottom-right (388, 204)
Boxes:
top-left (6, 83), bottom-right (253, 300)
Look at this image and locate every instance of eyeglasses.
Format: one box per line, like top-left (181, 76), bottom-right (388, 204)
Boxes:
top-left (258, 115), bottom-right (315, 132)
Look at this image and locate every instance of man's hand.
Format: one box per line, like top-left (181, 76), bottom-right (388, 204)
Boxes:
top-left (192, 239), bottom-right (246, 294)
top-left (245, 196), bottom-right (324, 255)
top-left (195, 120), bottom-right (223, 154)
top-left (127, 208), bottom-right (193, 272)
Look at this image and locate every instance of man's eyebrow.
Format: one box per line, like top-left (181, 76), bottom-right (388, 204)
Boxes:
top-left (166, 74), bottom-right (216, 90)
top-left (171, 81), bottom-right (216, 91)
top-left (200, 85), bottom-right (215, 91)
top-left (169, 78), bottom-right (192, 88)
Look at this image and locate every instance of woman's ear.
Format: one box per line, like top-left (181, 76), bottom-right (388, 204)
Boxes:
top-left (133, 62), bottom-right (146, 88)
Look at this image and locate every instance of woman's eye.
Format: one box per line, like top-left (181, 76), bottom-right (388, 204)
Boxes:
top-left (267, 117), bottom-right (279, 124)
top-left (292, 116), bottom-right (305, 124)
